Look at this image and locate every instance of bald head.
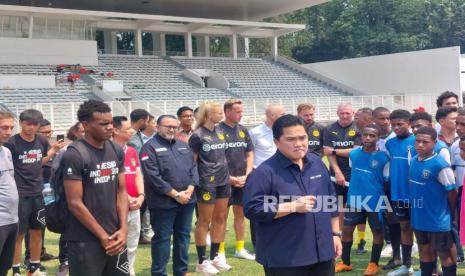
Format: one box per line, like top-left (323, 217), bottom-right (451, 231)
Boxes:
top-left (265, 104), bottom-right (285, 127)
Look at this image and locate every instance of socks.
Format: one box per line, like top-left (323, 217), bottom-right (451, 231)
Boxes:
top-left (12, 264), bottom-right (20, 274)
top-left (210, 243), bottom-right (220, 260)
top-left (389, 223), bottom-right (401, 259)
top-left (420, 261), bottom-right (435, 276)
top-left (235, 240), bottom-right (244, 252)
top-left (196, 245), bottom-right (207, 264)
top-left (219, 242), bottom-right (225, 255)
top-left (357, 229), bottom-right (366, 244)
top-left (401, 244), bottom-right (412, 267)
top-left (370, 243), bottom-right (383, 265)
top-left (342, 241), bottom-right (353, 265)
top-left (29, 261), bottom-right (41, 273)
top-left (442, 264), bottom-right (457, 276)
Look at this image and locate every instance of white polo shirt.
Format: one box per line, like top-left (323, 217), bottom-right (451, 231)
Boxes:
top-left (250, 122), bottom-right (276, 168)
top-left (451, 139), bottom-right (465, 188)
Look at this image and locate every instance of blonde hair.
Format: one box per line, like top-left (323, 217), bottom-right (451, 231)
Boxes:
top-left (195, 101), bottom-right (222, 129)
top-left (224, 99), bottom-right (242, 111)
top-left (297, 103), bottom-right (314, 114)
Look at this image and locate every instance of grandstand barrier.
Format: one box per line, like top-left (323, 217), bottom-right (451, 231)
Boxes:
top-left (0, 75), bottom-right (55, 89)
top-left (5, 94), bottom-right (437, 134)
top-left (0, 37), bottom-right (98, 65)
top-left (183, 69), bottom-right (229, 90)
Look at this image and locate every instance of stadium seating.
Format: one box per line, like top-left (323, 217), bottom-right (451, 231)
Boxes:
top-left (171, 57), bottom-right (347, 98)
top-left (91, 55), bottom-right (236, 101)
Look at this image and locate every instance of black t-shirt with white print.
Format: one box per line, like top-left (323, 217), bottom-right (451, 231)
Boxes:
top-left (323, 121), bottom-right (360, 181)
top-left (61, 139), bottom-right (125, 242)
top-left (5, 134), bottom-right (49, 196)
top-left (188, 126), bottom-right (229, 189)
top-left (218, 122), bottom-right (253, 176)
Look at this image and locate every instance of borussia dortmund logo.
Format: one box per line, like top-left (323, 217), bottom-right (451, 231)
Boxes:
top-left (239, 131), bottom-right (246, 138)
top-left (312, 129), bottom-right (320, 137)
top-left (218, 133), bottom-right (225, 140)
top-left (203, 192), bottom-right (212, 201)
top-left (348, 129), bottom-right (356, 137)
top-left (421, 169), bottom-right (431, 179)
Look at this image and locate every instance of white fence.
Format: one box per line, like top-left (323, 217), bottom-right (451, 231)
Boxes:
top-left (6, 94), bottom-right (437, 134)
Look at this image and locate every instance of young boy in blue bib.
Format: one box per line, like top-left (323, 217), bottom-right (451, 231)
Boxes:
top-left (410, 126), bottom-right (457, 276)
top-left (336, 124), bottom-right (389, 275)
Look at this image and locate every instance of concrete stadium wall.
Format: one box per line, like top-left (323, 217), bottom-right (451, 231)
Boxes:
top-left (0, 75), bottom-right (55, 88)
top-left (303, 47), bottom-right (462, 99)
top-left (0, 37), bottom-right (98, 66)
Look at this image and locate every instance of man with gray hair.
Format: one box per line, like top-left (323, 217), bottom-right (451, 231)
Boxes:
top-left (323, 103), bottom-right (360, 225)
top-left (0, 111), bottom-right (18, 276)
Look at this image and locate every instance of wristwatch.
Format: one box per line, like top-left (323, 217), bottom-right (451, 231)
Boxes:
top-left (138, 193), bottom-right (145, 198)
top-left (174, 192), bottom-right (181, 200)
top-left (332, 149), bottom-right (337, 156)
top-left (332, 232), bottom-right (342, 238)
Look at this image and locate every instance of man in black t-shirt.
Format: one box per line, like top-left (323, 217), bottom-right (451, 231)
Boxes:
top-left (218, 100), bottom-right (255, 261)
top-left (323, 103), bottom-right (360, 226)
top-left (5, 109), bottom-right (57, 276)
top-left (297, 103), bottom-right (324, 155)
top-left (61, 100), bottom-right (129, 276)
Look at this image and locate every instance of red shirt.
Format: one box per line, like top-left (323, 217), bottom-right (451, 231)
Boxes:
top-left (124, 146), bottom-right (140, 197)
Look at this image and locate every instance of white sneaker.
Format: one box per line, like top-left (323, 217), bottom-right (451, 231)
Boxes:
top-left (411, 243), bottom-right (419, 257)
top-left (387, 265), bottom-right (414, 276)
top-left (28, 269), bottom-right (47, 276)
top-left (381, 243), bottom-right (393, 257)
top-left (235, 249), bottom-right (255, 260)
top-left (195, 260), bottom-right (219, 275)
top-left (212, 255), bottom-right (232, 271)
top-left (206, 233), bottom-right (211, 246)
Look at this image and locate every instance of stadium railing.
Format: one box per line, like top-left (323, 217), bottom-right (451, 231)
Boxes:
top-left (4, 94), bottom-right (436, 134)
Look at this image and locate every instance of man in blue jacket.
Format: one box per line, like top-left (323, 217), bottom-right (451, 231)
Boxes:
top-left (244, 114), bottom-right (342, 276)
top-left (140, 115), bottom-right (199, 276)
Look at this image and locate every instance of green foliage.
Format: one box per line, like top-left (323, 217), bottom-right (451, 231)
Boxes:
top-left (279, 0), bottom-right (465, 63)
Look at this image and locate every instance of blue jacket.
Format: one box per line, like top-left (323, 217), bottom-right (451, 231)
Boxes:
top-left (243, 151), bottom-right (338, 267)
top-left (140, 134), bottom-right (199, 209)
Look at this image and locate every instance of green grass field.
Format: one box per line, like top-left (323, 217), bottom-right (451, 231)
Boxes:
top-left (40, 213), bottom-right (465, 276)
top-left (38, 157), bottom-right (465, 275)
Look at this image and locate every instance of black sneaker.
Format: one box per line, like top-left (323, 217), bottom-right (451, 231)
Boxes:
top-left (457, 256), bottom-right (464, 264)
top-left (41, 251), bottom-right (58, 262)
top-left (382, 258), bottom-right (402, 270)
top-left (355, 239), bottom-right (367, 254)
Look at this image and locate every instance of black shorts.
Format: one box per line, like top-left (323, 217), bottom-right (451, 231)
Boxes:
top-left (414, 230), bottom-right (454, 252)
top-left (229, 187), bottom-right (243, 206)
top-left (343, 210), bottom-right (383, 231)
top-left (18, 195), bottom-right (46, 233)
top-left (392, 200), bottom-right (410, 222)
top-left (197, 184), bottom-right (232, 204)
top-left (334, 184), bottom-right (348, 205)
top-left (68, 241), bottom-right (129, 276)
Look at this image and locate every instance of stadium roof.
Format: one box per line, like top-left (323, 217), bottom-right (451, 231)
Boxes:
top-left (2, 0), bottom-right (329, 20)
top-left (0, 4), bottom-right (306, 38)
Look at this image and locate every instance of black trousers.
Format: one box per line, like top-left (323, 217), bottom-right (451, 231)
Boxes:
top-left (68, 241), bottom-right (129, 276)
top-left (264, 260), bottom-right (335, 276)
top-left (0, 223), bottom-right (18, 276)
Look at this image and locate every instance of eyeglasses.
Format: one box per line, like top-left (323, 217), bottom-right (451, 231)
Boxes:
top-left (159, 125), bottom-right (178, 130)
